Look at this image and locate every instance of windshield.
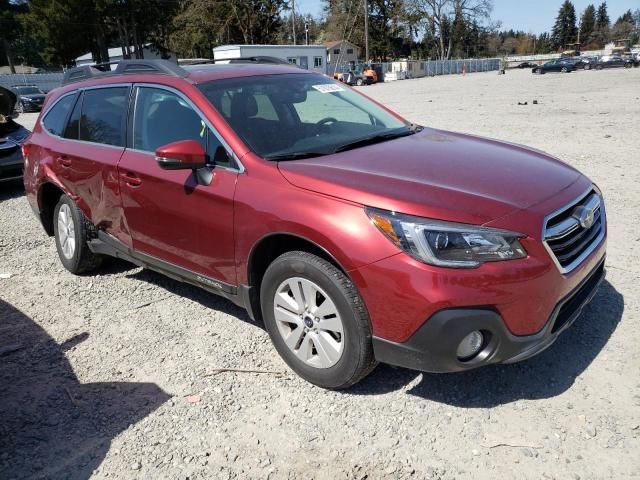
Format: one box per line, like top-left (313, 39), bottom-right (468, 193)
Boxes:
top-left (16, 86), bottom-right (43, 95)
top-left (197, 73), bottom-right (409, 159)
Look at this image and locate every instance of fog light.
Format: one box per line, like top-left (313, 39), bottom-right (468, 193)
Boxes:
top-left (456, 331), bottom-right (484, 360)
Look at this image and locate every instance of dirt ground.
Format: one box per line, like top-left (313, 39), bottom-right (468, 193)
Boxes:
top-left (1, 67), bottom-right (639, 480)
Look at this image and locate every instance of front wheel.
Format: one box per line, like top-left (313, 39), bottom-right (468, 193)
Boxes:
top-left (561, 67), bottom-right (568, 73)
top-left (356, 78), bottom-right (364, 86)
top-left (53, 195), bottom-right (103, 274)
top-left (260, 251), bottom-right (376, 389)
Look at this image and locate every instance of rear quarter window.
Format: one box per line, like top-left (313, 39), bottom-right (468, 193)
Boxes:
top-left (42, 93), bottom-right (77, 137)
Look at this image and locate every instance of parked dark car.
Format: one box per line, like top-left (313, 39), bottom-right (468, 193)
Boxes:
top-left (0, 87), bottom-right (30, 183)
top-left (532, 59), bottom-right (575, 74)
top-left (562, 57), bottom-right (589, 69)
top-left (23, 60), bottom-right (606, 389)
top-left (593, 56), bottom-right (633, 70)
top-left (515, 61), bottom-right (537, 69)
top-left (12, 85), bottom-right (47, 112)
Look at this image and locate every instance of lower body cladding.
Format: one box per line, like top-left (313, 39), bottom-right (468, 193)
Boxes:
top-left (373, 259), bottom-right (606, 372)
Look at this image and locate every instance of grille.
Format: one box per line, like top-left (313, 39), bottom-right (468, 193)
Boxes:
top-left (551, 261), bottom-right (604, 333)
top-left (543, 189), bottom-right (605, 272)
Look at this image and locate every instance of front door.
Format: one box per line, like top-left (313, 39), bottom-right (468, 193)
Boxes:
top-left (117, 85), bottom-right (238, 285)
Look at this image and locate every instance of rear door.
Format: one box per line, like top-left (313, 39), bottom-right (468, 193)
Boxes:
top-left (117, 84), bottom-right (238, 285)
top-left (54, 85), bottom-right (132, 246)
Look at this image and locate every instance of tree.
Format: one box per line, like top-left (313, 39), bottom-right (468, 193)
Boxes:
top-left (579, 4), bottom-right (596, 46)
top-left (0, 0), bottom-right (28, 72)
top-left (551, 0), bottom-right (577, 50)
top-left (407, 0), bottom-right (492, 59)
top-left (592, 1), bottom-right (610, 47)
top-left (610, 9), bottom-right (634, 42)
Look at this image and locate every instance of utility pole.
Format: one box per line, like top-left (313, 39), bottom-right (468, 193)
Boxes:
top-left (292, 0), bottom-right (297, 45)
top-left (305, 21), bottom-right (309, 46)
top-left (363, 0), bottom-right (369, 62)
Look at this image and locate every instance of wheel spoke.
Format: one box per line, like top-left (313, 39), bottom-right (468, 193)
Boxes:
top-left (313, 297), bottom-right (338, 319)
top-left (296, 335), bottom-right (313, 362)
top-left (275, 291), bottom-right (299, 314)
top-left (284, 325), bottom-right (305, 350)
top-left (300, 281), bottom-right (317, 311)
top-left (318, 315), bottom-right (343, 334)
top-left (288, 279), bottom-right (306, 312)
top-left (312, 332), bottom-right (341, 367)
top-left (274, 305), bottom-right (302, 328)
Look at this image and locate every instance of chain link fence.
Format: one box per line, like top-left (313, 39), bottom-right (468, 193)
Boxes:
top-left (380, 58), bottom-right (500, 81)
top-left (0, 73), bottom-right (64, 93)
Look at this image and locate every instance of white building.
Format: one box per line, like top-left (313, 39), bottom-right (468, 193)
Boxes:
top-left (213, 45), bottom-right (327, 74)
top-left (325, 40), bottom-right (361, 76)
top-left (75, 45), bottom-right (177, 69)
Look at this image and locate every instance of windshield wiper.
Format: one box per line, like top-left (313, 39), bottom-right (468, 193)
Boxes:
top-left (333, 126), bottom-right (421, 154)
top-left (265, 151), bottom-right (331, 161)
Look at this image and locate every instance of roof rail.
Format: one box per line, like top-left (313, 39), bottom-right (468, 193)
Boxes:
top-left (62, 59), bottom-right (187, 86)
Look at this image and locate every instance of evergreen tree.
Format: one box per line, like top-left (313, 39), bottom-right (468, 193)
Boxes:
top-left (579, 4), bottom-right (596, 46)
top-left (551, 0), bottom-right (577, 50)
top-left (593, 1), bottom-right (610, 47)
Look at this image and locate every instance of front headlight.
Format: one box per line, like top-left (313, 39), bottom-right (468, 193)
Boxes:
top-left (366, 207), bottom-right (527, 268)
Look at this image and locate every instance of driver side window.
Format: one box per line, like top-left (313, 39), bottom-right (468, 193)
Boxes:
top-left (132, 87), bottom-right (230, 167)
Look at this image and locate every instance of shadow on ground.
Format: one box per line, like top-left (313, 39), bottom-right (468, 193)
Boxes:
top-left (127, 267), bottom-right (255, 325)
top-left (351, 280), bottom-right (623, 406)
top-left (0, 300), bottom-right (170, 480)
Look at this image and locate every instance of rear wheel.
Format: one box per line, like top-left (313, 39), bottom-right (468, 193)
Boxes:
top-left (15, 102), bottom-right (24, 114)
top-left (356, 78), bottom-right (364, 86)
top-left (596, 65), bottom-right (603, 70)
top-left (261, 251), bottom-right (376, 389)
top-left (561, 67), bottom-right (568, 73)
top-left (53, 195), bottom-right (103, 274)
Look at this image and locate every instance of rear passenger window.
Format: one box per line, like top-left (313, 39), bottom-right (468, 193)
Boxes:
top-left (80, 87), bottom-right (129, 147)
top-left (42, 94), bottom-right (76, 137)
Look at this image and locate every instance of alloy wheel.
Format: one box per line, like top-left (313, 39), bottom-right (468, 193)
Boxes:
top-left (57, 204), bottom-right (76, 260)
top-left (273, 277), bottom-right (345, 369)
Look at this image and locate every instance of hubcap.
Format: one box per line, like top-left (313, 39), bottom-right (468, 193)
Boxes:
top-left (273, 277), bottom-right (344, 369)
top-left (57, 204), bottom-right (76, 260)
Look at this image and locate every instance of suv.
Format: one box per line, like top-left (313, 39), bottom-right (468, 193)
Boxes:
top-left (12, 85), bottom-right (47, 112)
top-left (23, 60), bottom-right (607, 389)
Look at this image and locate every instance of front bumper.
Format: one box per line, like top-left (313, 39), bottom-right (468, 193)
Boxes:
top-left (372, 258), bottom-right (605, 372)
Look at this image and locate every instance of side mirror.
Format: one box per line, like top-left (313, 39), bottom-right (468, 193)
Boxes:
top-left (155, 140), bottom-right (207, 170)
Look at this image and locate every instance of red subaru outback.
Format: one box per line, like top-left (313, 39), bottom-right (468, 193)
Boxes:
top-left (23, 60), bottom-right (606, 389)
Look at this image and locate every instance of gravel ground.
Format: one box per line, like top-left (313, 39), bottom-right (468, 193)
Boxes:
top-left (1, 68), bottom-right (639, 480)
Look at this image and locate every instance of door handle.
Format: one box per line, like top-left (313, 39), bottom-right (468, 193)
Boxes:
top-left (56, 155), bottom-right (72, 167)
top-left (120, 172), bottom-right (142, 187)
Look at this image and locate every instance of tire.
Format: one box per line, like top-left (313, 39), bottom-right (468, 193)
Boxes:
top-left (16, 102), bottom-right (24, 114)
top-left (624, 63), bottom-right (631, 69)
top-left (53, 194), bottom-right (103, 274)
top-left (596, 65), bottom-right (603, 70)
top-left (356, 78), bottom-right (364, 86)
top-left (260, 251), bottom-right (377, 389)
top-left (561, 67), bottom-right (568, 73)
top-left (585, 64), bottom-right (591, 70)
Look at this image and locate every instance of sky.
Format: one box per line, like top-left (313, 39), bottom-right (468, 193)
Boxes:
top-left (294, 0), bottom-right (637, 35)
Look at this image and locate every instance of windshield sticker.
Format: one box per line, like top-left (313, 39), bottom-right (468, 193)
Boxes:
top-left (312, 84), bottom-right (345, 93)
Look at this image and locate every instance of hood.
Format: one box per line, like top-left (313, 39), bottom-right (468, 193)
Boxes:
top-left (277, 128), bottom-right (582, 225)
top-left (0, 86), bottom-right (18, 120)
